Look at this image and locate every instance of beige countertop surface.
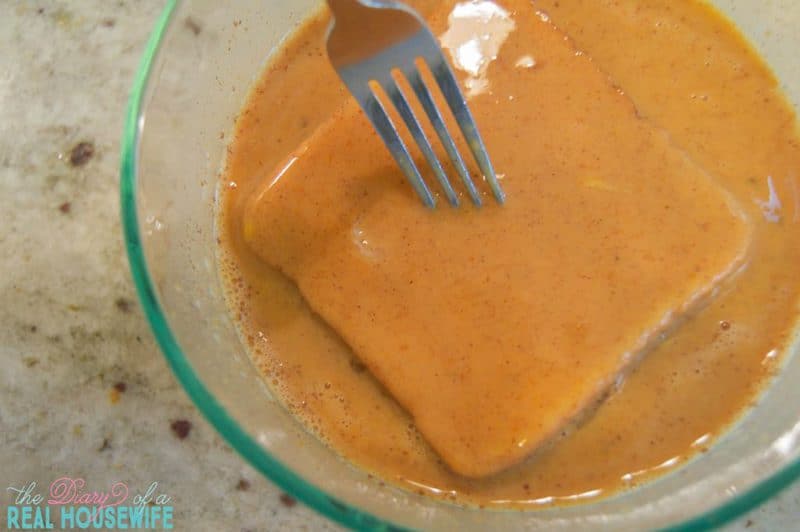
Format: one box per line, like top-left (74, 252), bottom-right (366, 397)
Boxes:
top-left (0, 1), bottom-right (797, 530)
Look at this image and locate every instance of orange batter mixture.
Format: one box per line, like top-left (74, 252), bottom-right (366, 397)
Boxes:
top-left (219, 0), bottom-right (800, 507)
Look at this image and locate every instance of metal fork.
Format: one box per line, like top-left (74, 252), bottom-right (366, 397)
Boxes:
top-left (325, 0), bottom-right (505, 207)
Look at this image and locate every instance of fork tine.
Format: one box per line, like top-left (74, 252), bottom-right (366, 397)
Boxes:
top-left (428, 57), bottom-right (506, 204)
top-left (384, 75), bottom-right (459, 207)
top-left (362, 90), bottom-right (436, 207)
top-left (407, 67), bottom-right (482, 206)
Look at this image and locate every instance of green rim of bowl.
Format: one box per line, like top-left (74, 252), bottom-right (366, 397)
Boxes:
top-left (120, 2), bottom-right (800, 530)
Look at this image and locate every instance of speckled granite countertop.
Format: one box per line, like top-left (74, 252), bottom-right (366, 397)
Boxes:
top-left (0, 1), bottom-right (797, 531)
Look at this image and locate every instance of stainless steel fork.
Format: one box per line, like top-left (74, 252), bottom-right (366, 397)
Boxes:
top-left (325, 0), bottom-right (505, 208)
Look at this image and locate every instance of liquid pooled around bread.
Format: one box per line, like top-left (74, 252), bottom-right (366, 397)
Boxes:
top-left (220, 0), bottom-right (800, 506)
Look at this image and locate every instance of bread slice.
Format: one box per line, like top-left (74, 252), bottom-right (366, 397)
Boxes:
top-left (241, 9), bottom-right (752, 478)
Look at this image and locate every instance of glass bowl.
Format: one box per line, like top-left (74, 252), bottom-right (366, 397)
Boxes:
top-left (120, 0), bottom-right (800, 529)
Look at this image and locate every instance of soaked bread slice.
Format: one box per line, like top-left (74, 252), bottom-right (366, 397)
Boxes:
top-left (241, 9), bottom-right (752, 478)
